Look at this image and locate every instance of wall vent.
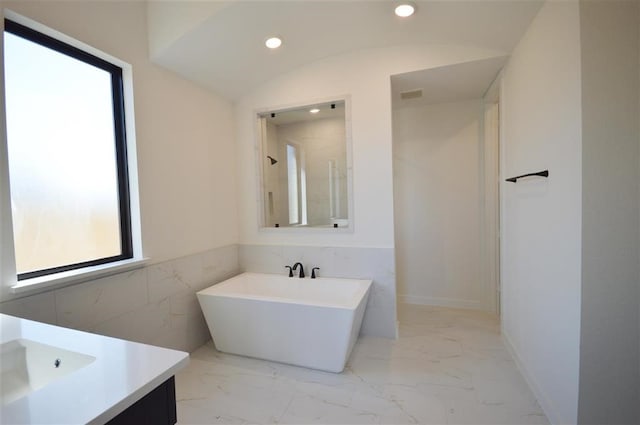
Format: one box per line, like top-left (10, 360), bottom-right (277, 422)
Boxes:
top-left (400, 89), bottom-right (423, 100)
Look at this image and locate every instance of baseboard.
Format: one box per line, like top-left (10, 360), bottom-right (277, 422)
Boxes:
top-left (502, 331), bottom-right (566, 425)
top-left (399, 294), bottom-right (482, 310)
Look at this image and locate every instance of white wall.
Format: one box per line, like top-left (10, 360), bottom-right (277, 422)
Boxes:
top-left (146, 1), bottom-right (229, 61)
top-left (236, 45), bottom-right (508, 248)
top-left (393, 100), bottom-right (485, 310)
top-left (578, 1), bottom-right (640, 423)
top-left (0, 1), bottom-right (239, 352)
top-left (1, 0), bottom-right (237, 274)
top-left (235, 45), bottom-right (507, 338)
top-left (500, 2), bottom-right (583, 424)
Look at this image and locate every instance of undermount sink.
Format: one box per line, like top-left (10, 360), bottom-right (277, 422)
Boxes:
top-left (1, 338), bottom-right (96, 405)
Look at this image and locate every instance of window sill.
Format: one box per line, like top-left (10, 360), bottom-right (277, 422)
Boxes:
top-left (10, 258), bottom-right (149, 295)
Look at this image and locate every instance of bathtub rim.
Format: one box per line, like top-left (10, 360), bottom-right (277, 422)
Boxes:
top-left (196, 272), bottom-right (372, 310)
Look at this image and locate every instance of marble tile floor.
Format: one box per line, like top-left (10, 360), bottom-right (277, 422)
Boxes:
top-left (175, 304), bottom-right (549, 424)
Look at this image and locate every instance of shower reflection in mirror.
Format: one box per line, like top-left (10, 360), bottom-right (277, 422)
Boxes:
top-left (257, 99), bottom-right (351, 229)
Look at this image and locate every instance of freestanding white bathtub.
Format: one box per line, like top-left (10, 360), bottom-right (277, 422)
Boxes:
top-left (196, 272), bottom-right (372, 373)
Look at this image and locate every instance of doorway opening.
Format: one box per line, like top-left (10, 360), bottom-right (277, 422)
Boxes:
top-left (391, 57), bottom-right (503, 315)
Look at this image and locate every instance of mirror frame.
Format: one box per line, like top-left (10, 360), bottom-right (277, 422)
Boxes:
top-left (254, 95), bottom-right (354, 233)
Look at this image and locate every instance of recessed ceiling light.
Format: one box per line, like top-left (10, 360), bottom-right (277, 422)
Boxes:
top-left (394, 3), bottom-right (415, 17)
top-left (309, 108), bottom-right (320, 114)
top-left (265, 37), bottom-right (282, 49)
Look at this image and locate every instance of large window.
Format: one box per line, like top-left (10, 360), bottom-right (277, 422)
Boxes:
top-left (3, 19), bottom-right (133, 280)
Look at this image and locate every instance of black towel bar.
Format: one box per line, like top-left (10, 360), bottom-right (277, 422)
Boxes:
top-left (506, 170), bottom-right (549, 183)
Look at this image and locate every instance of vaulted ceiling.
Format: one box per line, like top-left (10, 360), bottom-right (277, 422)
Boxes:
top-left (148, 1), bottom-right (543, 100)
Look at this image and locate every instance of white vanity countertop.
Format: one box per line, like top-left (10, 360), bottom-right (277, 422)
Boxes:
top-left (1, 313), bottom-right (189, 424)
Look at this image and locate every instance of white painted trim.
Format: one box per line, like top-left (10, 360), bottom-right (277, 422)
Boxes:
top-left (498, 76), bottom-right (508, 321)
top-left (481, 100), bottom-right (501, 315)
top-left (503, 330), bottom-right (563, 425)
top-left (253, 94), bottom-right (354, 233)
top-left (399, 294), bottom-right (482, 310)
top-left (10, 258), bottom-right (149, 295)
top-left (5, 10), bottom-right (128, 71)
top-left (0, 11), bottom-right (19, 298)
top-left (120, 62), bottom-right (144, 263)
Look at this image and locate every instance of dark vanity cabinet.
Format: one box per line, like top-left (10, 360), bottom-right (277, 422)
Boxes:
top-left (106, 377), bottom-right (177, 425)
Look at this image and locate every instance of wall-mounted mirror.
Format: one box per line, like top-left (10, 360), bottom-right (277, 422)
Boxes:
top-left (257, 99), bottom-right (351, 229)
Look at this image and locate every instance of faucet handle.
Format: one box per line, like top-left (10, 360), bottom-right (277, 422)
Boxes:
top-left (311, 267), bottom-right (320, 279)
top-left (285, 265), bottom-right (293, 277)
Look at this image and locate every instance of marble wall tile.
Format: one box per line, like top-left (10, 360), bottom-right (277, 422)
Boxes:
top-left (152, 314), bottom-right (211, 353)
top-left (239, 244), bottom-right (287, 275)
top-left (3, 244), bottom-right (239, 353)
top-left (0, 291), bottom-right (57, 325)
top-left (201, 245), bottom-right (239, 289)
top-left (147, 259), bottom-right (194, 304)
top-left (90, 298), bottom-right (171, 345)
top-left (55, 268), bottom-right (148, 331)
top-left (239, 244), bottom-right (397, 338)
top-left (148, 245), bottom-right (241, 304)
top-left (169, 291), bottom-right (204, 330)
top-left (172, 254), bottom-right (208, 289)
